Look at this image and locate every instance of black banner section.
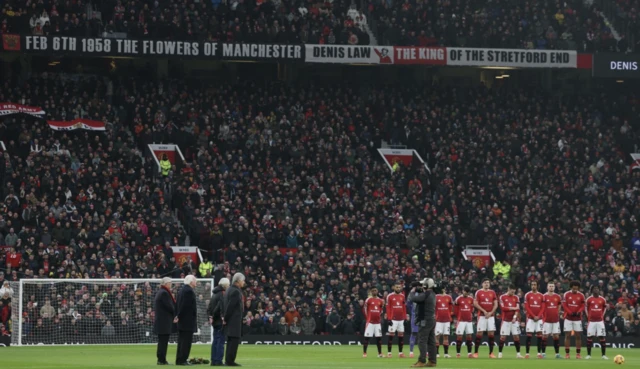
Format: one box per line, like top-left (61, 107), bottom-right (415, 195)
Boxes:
top-left (593, 53), bottom-right (640, 78)
top-left (1, 35), bottom-right (303, 62)
top-left (7, 334), bottom-right (639, 348)
top-left (238, 335), bottom-right (640, 348)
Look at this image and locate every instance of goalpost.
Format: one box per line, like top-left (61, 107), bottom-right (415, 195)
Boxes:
top-left (9, 278), bottom-right (214, 346)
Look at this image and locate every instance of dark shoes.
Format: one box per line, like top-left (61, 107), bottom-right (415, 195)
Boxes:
top-left (225, 363), bottom-right (242, 367)
top-left (176, 362), bottom-right (193, 366)
top-left (157, 362), bottom-right (171, 365)
top-left (211, 364), bottom-right (224, 367)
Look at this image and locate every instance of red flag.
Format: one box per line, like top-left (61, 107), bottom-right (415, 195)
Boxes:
top-left (2, 34), bottom-right (21, 51)
top-left (47, 119), bottom-right (106, 131)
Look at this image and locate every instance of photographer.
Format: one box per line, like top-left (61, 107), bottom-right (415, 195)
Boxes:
top-left (409, 278), bottom-right (437, 368)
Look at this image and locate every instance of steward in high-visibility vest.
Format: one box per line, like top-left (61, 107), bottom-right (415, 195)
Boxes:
top-left (199, 259), bottom-right (213, 277)
top-left (160, 154), bottom-right (171, 176)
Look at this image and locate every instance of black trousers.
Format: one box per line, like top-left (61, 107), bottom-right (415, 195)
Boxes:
top-left (417, 321), bottom-right (436, 364)
top-left (157, 334), bottom-right (170, 363)
top-left (176, 331), bottom-right (194, 364)
top-left (225, 336), bottom-right (240, 365)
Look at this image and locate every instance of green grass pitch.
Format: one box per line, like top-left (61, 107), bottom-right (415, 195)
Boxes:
top-left (2, 345), bottom-right (637, 369)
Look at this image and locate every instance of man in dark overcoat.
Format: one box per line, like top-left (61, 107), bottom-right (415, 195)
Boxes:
top-left (175, 275), bottom-right (198, 365)
top-left (223, 273), bottom-right (246, 366)
top-left (154, 277), bottom-right (177, 365)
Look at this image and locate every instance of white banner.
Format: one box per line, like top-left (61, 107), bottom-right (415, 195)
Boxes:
top-left (631, 153), bottom-right (640, 171)
top-left (0, 103), bottom-right (45, 118)
top-left (305, 45), bottom-right (394, 64)
top-left (465, 249), bottom-right (491, 256)
top-left (447, 48), bottom-right (577, 68)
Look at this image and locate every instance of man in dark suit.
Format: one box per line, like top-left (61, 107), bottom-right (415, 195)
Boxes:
top-left (207, 277), bottom-right (230, 366)
top-left (154, 277), bottom-right (176, 365)
top-left (223, 273), bottom-right (246, 367)
top-left (175, 275), bottom-right (198, 366)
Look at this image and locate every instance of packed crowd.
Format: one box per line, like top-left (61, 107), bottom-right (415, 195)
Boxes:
top-left (0, 0), bottom-right (370, 45)
top-left (0, 279), bottom-right (212, 344)
top-left (367, 0), bottom-right (619, 51)
top-left (1, 70), bottom-right (640, 342)
top-left (0, 0), bottom-right (629, 50)
top-left (607, 0), bottom-right (640, 51)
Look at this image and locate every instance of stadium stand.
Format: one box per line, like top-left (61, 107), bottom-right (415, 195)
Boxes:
top-left (1, 66), bottom-right (640, 340)
top-left (0, 0), bottom-right (630, 50)
top-left (599, 0), bottom-right (640, 51)
top-left (364, 0), bottom-right (617, 51)
top-left (0, 0), bottom-right (370, 45)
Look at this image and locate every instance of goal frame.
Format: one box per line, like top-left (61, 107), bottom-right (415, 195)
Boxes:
top-left (16, 278), bottom-right (214, 346)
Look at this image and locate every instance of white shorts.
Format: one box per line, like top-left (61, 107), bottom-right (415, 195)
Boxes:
top-left (526, 319), bottom-right (543, 333)
top-left (543, 322), bottom-right (561, 335)
top-left (500, 321), bottom-right (521, 336)
top-left (435, 322), bottom-right (451, 336)
top-left (563, 319), bottom-right (583, 332)
top-left (387, 320), bottom-right (405, 334)
top-left (476, 316), bottom-right (496, 332)
top-left (364, 323), bottom-right (382, 337)
top-left (456, 321), bottom-right (474, 336)
top-left (587, 321), bottom-right (606, 337)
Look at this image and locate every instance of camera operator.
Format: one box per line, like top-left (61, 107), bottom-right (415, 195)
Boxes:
top-left (409, 278), bottom-right (437, 368)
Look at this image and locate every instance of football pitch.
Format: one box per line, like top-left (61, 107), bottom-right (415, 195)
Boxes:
top-left (2, 345), bottom-right (638, 369)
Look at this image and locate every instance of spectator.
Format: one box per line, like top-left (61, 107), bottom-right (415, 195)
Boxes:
top-left (277, 317), bottom-right (288, 335)
top-left (300, 311), bottom-right (316, 335)
top-left (326, 309), bottom-right (341, 334)
top-left (265, 316), bottom-right (278, 335)
top-left (284, 306), bottom-right (301, 326)
top-left (341, 312), bottom-right (356, 335)
top-left (0, 281), bottom-right (13, 298)
top-left (290, 317), bottom-right (302, 335)
top-left (40, 299), bottom-right (55, 319)
top-left (102, 320), bottom-right (115, 336)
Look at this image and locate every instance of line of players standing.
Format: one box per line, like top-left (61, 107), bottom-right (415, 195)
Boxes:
top-left (361, 279), bottom-right (610, 360)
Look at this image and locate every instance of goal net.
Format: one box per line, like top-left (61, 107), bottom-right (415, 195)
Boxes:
top-left (7, 278), bottom-right (214, 346)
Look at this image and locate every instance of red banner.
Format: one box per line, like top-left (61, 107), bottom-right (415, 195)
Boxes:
top-left (463, 246), bottom-right (494, 269)
top-left (47, 119), bottom-right (106, 131)
top-left (378, 148), bottom-right (414, 168)
top-left (393, 47), bottom-right (447, 65)
top-left (2, 34), bottom-right (20, 51)
top-left (171, 246), bottom-right (200, 266)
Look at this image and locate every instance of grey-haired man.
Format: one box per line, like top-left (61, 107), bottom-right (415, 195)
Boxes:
top-left (208, 278), bottom-right (230, 366)
top-left (154, 277), bottom-right (176, 365)
top-left (223, 273), bottom-right (246, 366)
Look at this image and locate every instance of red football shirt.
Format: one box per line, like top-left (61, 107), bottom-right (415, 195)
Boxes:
top-left (563, 291), bottom-right (586, 321)
top-left (365, 297), bottom-right (384, 324)
top-left (499, 294), bottom-right (520, 322)
top-left (542, 293), bottom-right (562, 323)
top-left (524, 291), bottom-right (544, 319)
top-left (586, 296), bottom-right (607, 322)
top-left (435, 294), bottom-right (454, 323)
top-left (386, 292), bottom-right (407, 321)
top-left (475, 289), bottom-right (497, 316)
top-left (455, 296), bottom-right (474, 322)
